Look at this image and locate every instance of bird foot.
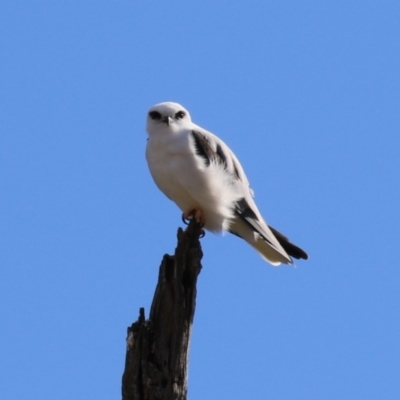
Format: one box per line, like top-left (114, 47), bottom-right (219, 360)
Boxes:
top-left (182, 209), bottom-right (206, 238)
top-left (182, 208), bottom-right (205, 227)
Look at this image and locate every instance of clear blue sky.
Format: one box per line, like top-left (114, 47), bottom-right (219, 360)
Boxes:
top-left (1, 1), bottom-right (399, 399)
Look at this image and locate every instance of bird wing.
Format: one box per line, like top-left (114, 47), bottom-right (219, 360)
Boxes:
top-left (190, 126), bottom-right (303, 264)
top-left (232, 196), bottom-right (293, 263)
top-left (190, 126), bottom-right (252, 190)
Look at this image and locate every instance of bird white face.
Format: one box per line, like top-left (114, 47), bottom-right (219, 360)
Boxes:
top-left (146, 102), bottom-right (192, 135)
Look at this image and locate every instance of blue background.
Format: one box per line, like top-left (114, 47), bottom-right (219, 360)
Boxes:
top-left (1, 1), bottom-right (399, 399)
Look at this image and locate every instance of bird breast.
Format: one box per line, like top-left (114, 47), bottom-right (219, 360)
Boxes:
top-left (146, 131), bottom-right (202, 211)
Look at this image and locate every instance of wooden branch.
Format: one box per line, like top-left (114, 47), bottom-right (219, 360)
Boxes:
top-left (122, 219), bottom-right (204, 400)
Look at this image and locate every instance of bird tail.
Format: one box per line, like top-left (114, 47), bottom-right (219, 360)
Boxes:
top-left (268, 225), bottom-right (308, 261)
top-left (229, 218), bottom-right (293, 266)
top-left (229, 197), bottom-right (308, 266)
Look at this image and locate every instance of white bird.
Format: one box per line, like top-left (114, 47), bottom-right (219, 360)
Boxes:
top-left (145, 102), bottom-right (308, 266)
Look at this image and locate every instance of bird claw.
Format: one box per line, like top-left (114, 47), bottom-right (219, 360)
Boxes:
top-left (182, 213), bottom-right (206, 238)
top-left (182, 208), bottom-right (205, 225)
top-left (181, 214), bottom-right (191, 225)
top-left (182, 209), bottom-right (206, 239)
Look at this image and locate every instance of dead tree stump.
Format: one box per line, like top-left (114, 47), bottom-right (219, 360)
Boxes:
top-left (122, 219), bottom-right (204, 400)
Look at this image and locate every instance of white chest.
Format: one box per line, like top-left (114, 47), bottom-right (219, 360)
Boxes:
top-left (146, 132), bottom-right (201, 210)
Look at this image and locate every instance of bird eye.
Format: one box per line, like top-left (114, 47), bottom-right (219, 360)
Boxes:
top-left (175, 111), bottom-right (185, 120)
top-left (149, 111), bottom-right (162, 120)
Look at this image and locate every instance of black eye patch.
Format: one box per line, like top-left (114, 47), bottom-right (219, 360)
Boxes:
top-left (149, 111), bottom-right (162, 120)
top-left (175, 111), bottom-right (185, 120)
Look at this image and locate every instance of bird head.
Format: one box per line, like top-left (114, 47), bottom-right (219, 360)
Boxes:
top-left (146, 102), bottom-right (191, 135)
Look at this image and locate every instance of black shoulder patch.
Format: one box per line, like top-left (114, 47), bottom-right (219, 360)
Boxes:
top-left (191, 130), bottom-right (216, 166)
top-left (232, 159), bottom-right (241, 180)
top-left (216, 144), bottom-right (228, 169)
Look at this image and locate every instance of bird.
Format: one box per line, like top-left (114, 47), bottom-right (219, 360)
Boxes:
top-left (145, 101), bottom-right (308, 266)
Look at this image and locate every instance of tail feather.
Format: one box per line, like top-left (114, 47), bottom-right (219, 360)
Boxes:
top-left (268, 226), bottom-right (308, 260)
top-left (229, 218), bottom-right (292, 266)
top-left (230, 197), bottom-right (308, 266)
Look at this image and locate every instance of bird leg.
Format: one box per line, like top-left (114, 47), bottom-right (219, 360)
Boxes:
top-left (181, 208), bottom-right (206, 238)
top-left (182, 207), bottom-right (204, 224)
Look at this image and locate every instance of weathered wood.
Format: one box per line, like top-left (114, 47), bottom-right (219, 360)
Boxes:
top-left (122, 219), bottom-right (203, 400)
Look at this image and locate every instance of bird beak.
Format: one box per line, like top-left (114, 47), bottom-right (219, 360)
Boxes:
top-left (162, 116), bottom-right (172, 126)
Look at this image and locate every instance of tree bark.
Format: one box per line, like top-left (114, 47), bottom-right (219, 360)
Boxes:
top-left (122, 219), bottom-right (204, 400)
